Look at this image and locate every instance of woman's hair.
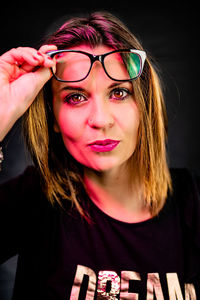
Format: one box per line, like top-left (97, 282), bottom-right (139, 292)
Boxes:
top-left (23, 11), bottom-right (172, 220)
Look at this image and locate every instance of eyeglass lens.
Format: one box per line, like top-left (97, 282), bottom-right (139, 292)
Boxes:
top-left (52, 51), bottom-right (142, 82)
top-left (104, 51), bottom-right (141, 80)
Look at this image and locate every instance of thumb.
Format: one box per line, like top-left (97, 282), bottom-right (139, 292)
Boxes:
top-left (33, 65), bottom-right (53, 89)
top-left (11, 66), bottom-right (53, 116)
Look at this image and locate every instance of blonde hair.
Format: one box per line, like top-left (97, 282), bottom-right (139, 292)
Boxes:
top-left (23, 11), bottom-right (172, 219)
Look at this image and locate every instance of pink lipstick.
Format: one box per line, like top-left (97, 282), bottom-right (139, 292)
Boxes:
top-left (88, 139), bottom-right (120, 152)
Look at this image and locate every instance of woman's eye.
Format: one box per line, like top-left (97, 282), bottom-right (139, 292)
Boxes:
top-left (64, 93), bottom-right (87, 104)
top-left (110, 88), bottom-right (130, 100)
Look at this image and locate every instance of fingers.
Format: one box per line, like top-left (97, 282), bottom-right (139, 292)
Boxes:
top-left (1, 47), bottom-right (43, 68)
top-left (16, 46), bottom-right (58, 100)
top-left (37, 44), bottom-right (58, 68)
top-left (9, 65), bottom-right (53, 118)
top-left (0, 45), bottom-right (58, 134)
top-left (0, 45), bottom-right (57, 72)
top-left (39, 44), bottom-right (57, 54)
top-left (1, 47), bottom-right (40, 66)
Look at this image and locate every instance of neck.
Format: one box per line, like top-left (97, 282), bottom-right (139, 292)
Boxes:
top-left (83, 164), bottom-right (151, 223)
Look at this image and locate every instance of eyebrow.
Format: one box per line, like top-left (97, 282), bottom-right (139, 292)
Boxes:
top-left (108, 82), bottom-right (132, 89)
top-left (59, 85), bottom-right (86, 93)
top-left (58, 81), bottom-right (132, 93)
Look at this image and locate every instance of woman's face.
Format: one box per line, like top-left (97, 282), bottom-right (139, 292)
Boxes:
top-left (52, 44), bottom-right (140, 172)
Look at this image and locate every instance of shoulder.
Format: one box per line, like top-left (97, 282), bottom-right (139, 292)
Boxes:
top-left (0, 165), bottom-right (49, 211)
top-left (0, 165), bottom-right (40, 193)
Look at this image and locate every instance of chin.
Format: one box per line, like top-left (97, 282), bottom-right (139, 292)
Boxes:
top-left (84, 157), bottom-right (125, 173)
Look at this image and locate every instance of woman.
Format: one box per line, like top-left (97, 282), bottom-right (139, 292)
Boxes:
top-left (0, 11), bottom-right (199, 300)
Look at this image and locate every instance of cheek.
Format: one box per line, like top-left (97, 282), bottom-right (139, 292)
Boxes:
top-left (118, 101), bottom-right (140, 138)
top-left (53, 102), bottom-right (85, 141)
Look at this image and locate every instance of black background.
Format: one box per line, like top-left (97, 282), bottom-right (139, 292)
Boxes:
top-left (0, 2), bottom-right (199, 299)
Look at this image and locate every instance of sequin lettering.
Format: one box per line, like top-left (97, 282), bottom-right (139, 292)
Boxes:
top-left (70, 265), bottom-right (197, 299)
top-left (97, 271), bottom-right (120, 299)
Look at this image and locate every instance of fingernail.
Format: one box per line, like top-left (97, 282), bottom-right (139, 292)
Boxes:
top-left (47, 44), bottom-right (57, 48)
top-left (37, 51), bottom-right (43, 56)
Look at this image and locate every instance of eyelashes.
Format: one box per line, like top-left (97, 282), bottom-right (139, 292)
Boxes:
top-left (64, 87), bottom-right (132, 105)
top-left (64, 93), bottom-right (86, 104)
top-left (111, 88), bottom-right (131, 100)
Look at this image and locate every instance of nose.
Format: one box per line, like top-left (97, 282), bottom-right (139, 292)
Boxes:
top-left (88, 97), bottom-right (114, 130)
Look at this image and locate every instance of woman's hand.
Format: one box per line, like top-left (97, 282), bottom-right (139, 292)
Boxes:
top-left (0, 44), bottom-right (57, 140)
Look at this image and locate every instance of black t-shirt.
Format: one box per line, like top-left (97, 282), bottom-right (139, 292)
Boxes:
top-left (0, 166), bottom-right (200, 299)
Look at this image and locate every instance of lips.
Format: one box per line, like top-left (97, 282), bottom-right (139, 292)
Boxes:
top-left (88, 139), bottom-right (120, 152)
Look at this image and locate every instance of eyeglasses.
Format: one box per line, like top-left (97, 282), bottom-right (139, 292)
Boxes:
top-left (47, 49), bottom-right (146, 83)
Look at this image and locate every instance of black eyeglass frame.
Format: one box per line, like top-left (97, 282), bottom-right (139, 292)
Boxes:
top-left (47, 48), bottom-right (146, 83)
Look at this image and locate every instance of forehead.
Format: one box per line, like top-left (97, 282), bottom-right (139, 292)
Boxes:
top-left (65, 44), bottom-right (115, 55)
top-left (51, 44), bottom-right (131, 92)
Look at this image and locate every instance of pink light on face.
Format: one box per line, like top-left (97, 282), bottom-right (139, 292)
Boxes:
top-left (55, 52), bottom-right (91, 82)
top-left (52, 44), bottom-right (140, 172)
